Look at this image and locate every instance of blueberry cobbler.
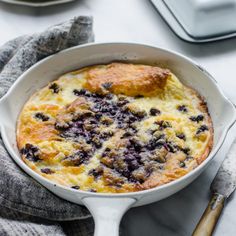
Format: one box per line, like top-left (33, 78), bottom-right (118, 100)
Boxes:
top-left (17, 63), bottom-right (213, 193)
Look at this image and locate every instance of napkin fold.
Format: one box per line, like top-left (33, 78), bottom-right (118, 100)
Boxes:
top-left (0, 16), bottom-right (94, 236)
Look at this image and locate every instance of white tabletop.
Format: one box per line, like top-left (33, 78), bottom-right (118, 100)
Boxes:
top-left (1, 0), bottom-right (236, 235)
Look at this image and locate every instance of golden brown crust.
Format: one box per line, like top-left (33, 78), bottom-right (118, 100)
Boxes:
top-left (84, 63), bottom-right (170, 96)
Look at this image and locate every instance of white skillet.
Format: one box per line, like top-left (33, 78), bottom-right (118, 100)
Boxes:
top-left (0, 43), bottom-right (235, 236)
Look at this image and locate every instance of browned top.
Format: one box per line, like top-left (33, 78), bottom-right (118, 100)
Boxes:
top-left (85, 63), bottom-right (170, 96)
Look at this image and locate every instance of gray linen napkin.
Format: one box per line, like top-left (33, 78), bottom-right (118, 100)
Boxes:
top-left (0, 16), bottom-right (94, 236)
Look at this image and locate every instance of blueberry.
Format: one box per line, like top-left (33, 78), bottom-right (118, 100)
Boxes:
top-left (34, 112), bottom-right (49, 122)
top-left (189, 115), bottom-right (204, 123)
top-left (182, 147), bottom-right (190, 155)
top-left (165, 142), bottom-right (178, 153)
top-left (92, 137), bottom-right (102, 148)
top-left (122, 170), bottom-right (130, 178)
top-left (147, 136), bottom-right (165, 151)
top-left (20, 144), bottom-right (41, 162)
top-left (73, 89), bottom-right (89, 96)
top-left (100, 131), bottom-right (114, 139)
top-left (104, 147), bottom-right (111, 152)
top-left (71, 185), bottom-right (80, 190)
top-left (102, 82), bottom-right (113, 90)
top-left (41, 168), bottom-right (54, 174)
top-left (106, 93), bottom-right (113, 100)
top-left (135, 95), bottom-right (144, 98)
top-left (149, 108), bottom-right (161, 116)
top-left (146, 141), bottom-right (157, 151)
top-left (177, 105), bottom-right (188, 113)
top-left (179, 162), bottom-right (186, 168)
top-left (121, 131), bottom-right (132, 138)
top-left (176, 133), bottom-right (186, 141)
top-left (128, 116), bottom-right (137, 123)
top-left (132, 110), bottom-right (147, 119)
top-left (110, 110), bottom-right (117, 116)
top-left (156, 120), bottom-right (172, 130)
top-left (196, 125), bottom-right (209, 134)
top-left (117, 100), bottom-right (129, 107)
top-left (117, 121), bottom-right (125, 128)
top-left (129, 160), bottom-right (139, 170)
top-left (129, 139), bottom-right (142, 152)
top-left (89, 189), bottom-right (97, 192)
top-left (95, 113), bottom-right (102, 120)
top-left (88, 167), bottom-right (103, 178)
top-left (63, 150), bottom-right (89, 166)
top-left (186, 156), bottom-right (193, 161)
top-left (49, 83), bottom-right (60, 93)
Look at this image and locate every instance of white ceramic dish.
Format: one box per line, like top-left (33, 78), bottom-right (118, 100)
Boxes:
top-left (164, 0), bottom-right (236, 38)
top-left (0, 0), bottom-right (75, 7)
top-left (0, 43), bottom-right (235, 236)
top-left (151, 0), bottom-right (236, 43)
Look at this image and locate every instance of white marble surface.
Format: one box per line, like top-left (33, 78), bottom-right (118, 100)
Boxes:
top-left (1, 0), bottom-right (236, 235)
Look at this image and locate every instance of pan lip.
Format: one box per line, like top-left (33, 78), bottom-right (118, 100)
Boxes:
top-left (1, 41), bottom-right (235, 198)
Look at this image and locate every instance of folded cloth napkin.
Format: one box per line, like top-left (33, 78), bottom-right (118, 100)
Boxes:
top-left (0, 16), bottom-right (95, 236)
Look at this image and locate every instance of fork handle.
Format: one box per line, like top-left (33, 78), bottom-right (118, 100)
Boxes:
top-left (192, 193), bottom-right (225, 236)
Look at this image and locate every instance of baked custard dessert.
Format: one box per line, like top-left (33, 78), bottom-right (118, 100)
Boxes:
top-left (17, 63), bottom-right (213, 193)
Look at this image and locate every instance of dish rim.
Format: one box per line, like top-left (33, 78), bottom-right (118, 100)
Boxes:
top-left (0, 0), bottom-right (75, 7)
top-left (1, 42), bottom-right (235, 197)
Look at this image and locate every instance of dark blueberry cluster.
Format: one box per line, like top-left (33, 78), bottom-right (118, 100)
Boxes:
top-left (58, 89), bottom-right (147, 145)
top-left (41, 168), bottom-right (54, 174)
top-left (182, 147), bottom-right (190, 155)
top-left (101, 147), bottom-right (142, 182)
top-left (164, 142), bottom-right (181, 153)
top-left (59, 118), bottom-right (112, 149)
top-left (146, 134), bottom-right (165, 151)
top-left (177, 105), bottom-right (188, 113)
top-left (71, 185), bottom-right (80, 190)
top-left (55, 88), bottom-right (193, 183)
top-left (73, 89), bottom-right (90, 96)
top-left (99, 133), bottom-right (181, 183)
top-left (155, 120), bottom-right (172, 131)
top-left (34, 112), bottom-right (50, 122)
top-left (73, 89), bottom-right (146, 126)
top-left (49, 83), bottom-right (60, 93)
top-left (189, 114), bottom-right (204, 123)
top-left (149, 108), bottom-right (161, 116)
top-left (20, 143), bottom-right (41, 162)
top-left (62, 150), bottom-right (91, 166)
top-left (196, 125), bottom-right (209, 134)
top-left (88, 166), bottom-right (104, 179)
top-left (176, 133), bottom-right (186, 141)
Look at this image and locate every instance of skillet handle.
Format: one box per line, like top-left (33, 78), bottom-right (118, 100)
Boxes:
top-left (192, 193), bottom-right (225, 236)
top-left (82, 197), bottom-right (136, 236)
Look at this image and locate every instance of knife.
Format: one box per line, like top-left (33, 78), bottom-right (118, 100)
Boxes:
top-left (193, 139), bottom-right (236, 236)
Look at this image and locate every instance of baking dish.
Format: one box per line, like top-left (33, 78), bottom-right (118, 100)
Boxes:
top-left (151, 0), bottom-right (236, 43)
top-left (164, 0), bottom-right (236, 38)
top-left (0, 42), bottom-right (235, 236)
